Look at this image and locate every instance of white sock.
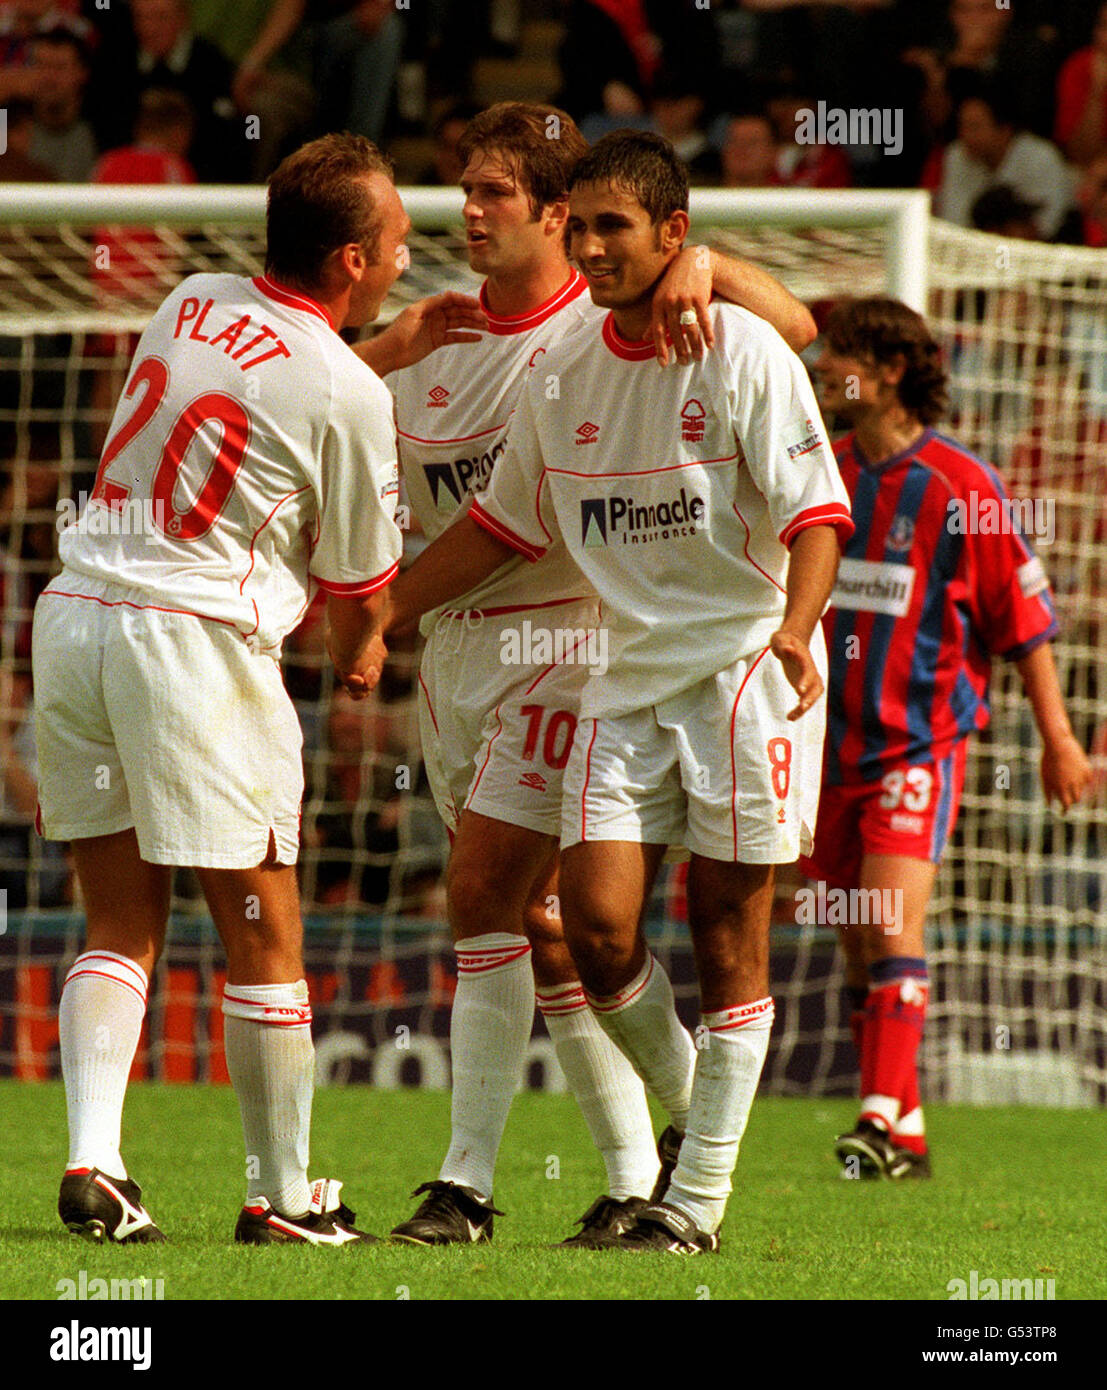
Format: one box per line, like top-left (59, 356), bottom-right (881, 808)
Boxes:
top-left (439, 933), bottom-right (534, 1199)
top-left (222, 980), bottom-right (314, 1217)
top-left (537, 981), bottom-right (660, 1200)
top-left (59, 950), bottom-right (148, 1180)
top-left (666, 997), bottom-right (774, 1234)
top-left (585, 955), bottom-right (696, 1132)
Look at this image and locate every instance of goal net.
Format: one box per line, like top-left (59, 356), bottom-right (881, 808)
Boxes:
top-left (1, 187), bottom-right (1103, 1105)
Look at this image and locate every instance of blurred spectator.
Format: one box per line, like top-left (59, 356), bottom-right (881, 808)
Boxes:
top-left (650, 72), bottom-right (716, 179)
top-left (416, 101), bottom-right (483, 186)
top-left (28, 28), bottom-right (96, 179)
top-left (969, 185), bottom-right (1043, 240)
top-left (85, 90), bottom-right (198, 443)
top-left (88, 0), bottom-right (242, 181)
top-left (1055, 1), bottom-right (1107, 167)
top-left (738, 0), bottom-right (903, 111)
top-left (932, 87), bottom-right (1076, 240)
top-left (720, 111), bottom-right (779, 188)
top-left (92, 87), bottom-right (196, 188)
top-left (555, 0), bottom-right (719, 126)
top-left (189, 0), bottom-right (315, 177)
top-left (1078, 151), bottom-right (1107, 243)
top-left (903, 0), bottom-right (1061, 141)
top-left (0, 96), bottom-right (55, 178)
top-left (766, 88), bottom-right (852, 188)
top-left (555, 0), bottom-right (659, 121)
top-left (0, 0), bottom-right (91, 102)
top-left (234, 0), bottom-right (401, 149)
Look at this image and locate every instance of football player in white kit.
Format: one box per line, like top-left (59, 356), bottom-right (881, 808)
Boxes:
top-left (32, 134), bottom-right (422, 1245)
top-left (387, 130), bottom-right (853, 1254)
top-left (360, 104), bottom-right (820, 1247)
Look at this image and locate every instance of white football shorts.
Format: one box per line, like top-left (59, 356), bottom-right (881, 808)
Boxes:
top-left (562, 639), bottom-right (827, 863)
top-left (417, 596), bottom-right (601, 837)
top-left (32, 574), bottom-right (303, 867)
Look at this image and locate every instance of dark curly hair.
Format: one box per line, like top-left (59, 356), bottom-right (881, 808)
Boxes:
top-left (569, 129), bottom-right (689, 225)
top-left (823, 297), bottom-right (949, 425)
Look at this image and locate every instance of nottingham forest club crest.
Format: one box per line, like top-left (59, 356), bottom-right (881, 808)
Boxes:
top-left (681, 399), bottom-right (706, 443)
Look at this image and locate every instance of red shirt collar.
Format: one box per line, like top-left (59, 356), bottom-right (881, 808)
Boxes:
top-left (602, 313), bottom-right (655, 361)
top-left (253, 274), bottom-right (336, 331)
top-left (478, 271), bottom-right (587, 335)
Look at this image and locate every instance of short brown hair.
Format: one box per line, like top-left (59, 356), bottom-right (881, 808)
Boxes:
top-left (266, 133), bottom-right (394, 288)
top-left (823, 297), bottom-right (949, 425)
top-left (457, 102), bottom-right (587, 215)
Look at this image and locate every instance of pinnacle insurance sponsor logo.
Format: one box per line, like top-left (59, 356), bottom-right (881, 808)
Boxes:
top-left (424, 441), bottom-right (505, 510)
top-left (580, 487), bottom-right (706, 547)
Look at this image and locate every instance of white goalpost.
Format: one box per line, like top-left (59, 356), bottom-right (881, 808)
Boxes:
top-left (0, 184), bottom-right (1102, 1107)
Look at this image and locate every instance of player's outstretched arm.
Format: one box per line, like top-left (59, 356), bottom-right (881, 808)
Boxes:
top-left (770, 524), bottom-right (841, 721)
top-left (1015, 641), bottom-right (1092, 811)
top-left (388, 514), bottom-right (516, 634)
top-left (326, 590), bottom-right (392, 700)
top-left (354, 293), bottom-right (488, 377)
top-left (650, 246), bottom-right (817, 365)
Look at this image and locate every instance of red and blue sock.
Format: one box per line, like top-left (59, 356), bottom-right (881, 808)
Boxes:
top-left (858, 957), bottom-right (928, 1147)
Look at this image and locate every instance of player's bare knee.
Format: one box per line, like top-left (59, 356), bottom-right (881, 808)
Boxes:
top-left (562, 917), bottom-right (637, 996)
top-left (446, 861), bottom-right (523, 938)
top-left (521, 891), bottom-right (563, 949)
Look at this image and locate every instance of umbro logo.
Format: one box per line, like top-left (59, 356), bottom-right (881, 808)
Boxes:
top-left (426, 385), bottom-right (450, 408)
top-left (575, 421), bottom-right (599, 445)
top-left (518, 772), bottom-right (548, 792)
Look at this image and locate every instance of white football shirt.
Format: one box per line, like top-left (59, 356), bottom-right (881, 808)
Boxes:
top-left (386, 271), bottom-right (595, 621)
top-left (471, 303), bottom-right (854, 717)
top-left (56, 272), bottom-right (402, 654)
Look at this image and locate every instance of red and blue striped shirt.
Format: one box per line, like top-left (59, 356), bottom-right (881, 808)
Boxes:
top-left (824, 428), bottom-right (1058, 785)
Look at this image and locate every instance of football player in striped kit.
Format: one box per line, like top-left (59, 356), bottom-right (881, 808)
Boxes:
top-left (807, 296), bottom-right (1091, 1178)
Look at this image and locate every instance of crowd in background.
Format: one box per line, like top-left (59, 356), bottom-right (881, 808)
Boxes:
top-left (1, 0), bottom-right (1106, 915)
top-left (1, 0), bottom-right (1107, 241)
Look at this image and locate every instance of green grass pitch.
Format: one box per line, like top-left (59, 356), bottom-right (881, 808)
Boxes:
top-left (1, 1080), bottom-right (1103, 1301)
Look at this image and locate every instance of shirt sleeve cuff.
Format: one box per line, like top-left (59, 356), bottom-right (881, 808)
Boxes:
top-left (469, 500), bottom-right (547, 562)
top-left (1001, 621), bottom-right (1060, 663)
top-left (779, 504), bottom-right (854, 549)
top-left (313, 560), bottom-right (399, 597)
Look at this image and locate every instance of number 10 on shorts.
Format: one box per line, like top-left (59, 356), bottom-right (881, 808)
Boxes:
top-left (520, 704), bottom-right (577, 770)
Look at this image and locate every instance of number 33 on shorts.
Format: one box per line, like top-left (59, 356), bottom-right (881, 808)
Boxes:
top-left (879, 766), bottom-right (933, 812)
